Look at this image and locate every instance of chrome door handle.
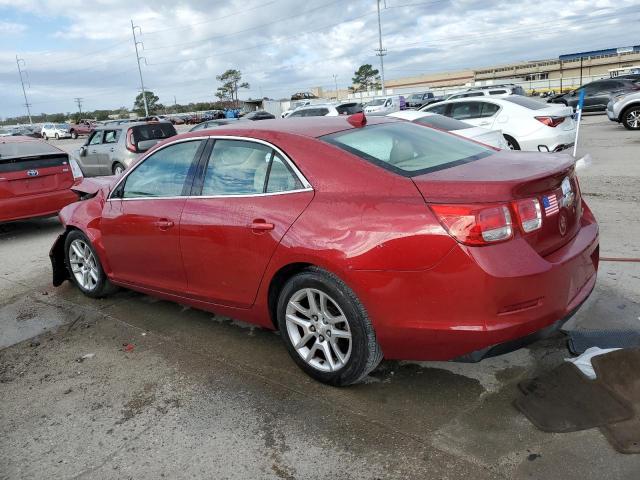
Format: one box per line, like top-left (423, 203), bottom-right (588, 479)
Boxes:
top-left (153, 219), bottom-right (175, 230)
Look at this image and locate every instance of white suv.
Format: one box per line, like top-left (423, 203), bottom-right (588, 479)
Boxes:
top-left (41, 123), bottom-right (71, 140)
top-left (444, 85), bottom-right (525, 101)
top-left (286, 102), bottom-right (363, 117)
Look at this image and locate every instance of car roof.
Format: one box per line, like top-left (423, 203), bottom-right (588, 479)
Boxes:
top-left (94, 120), bottom-right (173, 130)
top-left (180, 115), bottom-right (399, 139)
top-left (0, 136), bottom-right (65, 159)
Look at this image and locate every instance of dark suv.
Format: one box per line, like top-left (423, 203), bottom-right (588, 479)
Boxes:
top-left (548, 78), bottom-right (640, 112)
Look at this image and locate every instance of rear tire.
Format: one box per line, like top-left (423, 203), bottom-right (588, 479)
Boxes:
top-left (71, 131), bottom-right (78, 139)
top-left (622, 106), bottom-right (640, 130)
top-left (42, 134), bottom-right (48, 141)
top-left (277, 267), bottom-right (383, 386)
top-left (112, 163), bottom-right (125, 175)
top-left (55, 133), bottom-right (59, 140)
top-left (504, 135), bottom-right (520, 150)
top-left (64, 230), bottom-right (117, 298)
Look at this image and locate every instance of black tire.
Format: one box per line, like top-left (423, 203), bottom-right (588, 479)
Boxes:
top-left (621, 106), bottom-right (640, 130)
top-left (42, 134), bottom-right (48, 141)
top-left (55, 133), bottom-right (59, 140)
top-left (71, 131), bottom-right (78, 139)
top-left (277, 267), bottom-right (383, 386)
top-left (504, 134), bottom-right (520, 150)
top-left (64, 230), bottom-right (117, 298)
top-left (112, 162), bottom-right (125, 175)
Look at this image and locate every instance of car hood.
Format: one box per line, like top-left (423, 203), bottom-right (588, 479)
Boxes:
top-left (71, 176), bottom-right (118, 197)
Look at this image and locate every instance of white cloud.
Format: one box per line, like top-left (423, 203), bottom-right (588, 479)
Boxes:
top-left (0, 20), bottom-right (26, 35)
top-left (1, 0), bottom-right (640, 117)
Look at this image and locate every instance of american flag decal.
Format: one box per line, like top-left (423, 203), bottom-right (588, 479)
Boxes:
top-left (542, 194), bottom-right (559, 216)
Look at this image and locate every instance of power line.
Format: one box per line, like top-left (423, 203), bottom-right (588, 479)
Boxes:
top-left (15, 55), bottom-right (33, 124)
top-left (131, 19), bottom-right (149, 117)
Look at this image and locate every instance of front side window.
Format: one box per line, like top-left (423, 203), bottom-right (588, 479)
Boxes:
top-left (450, 102), bottom-right (482, 120)
top-left (424, 103), bottom-right (447, 115)
top-left (323, 122), bottom-right (492, 177)
top-left (122, 140), bottom-right (202, 198)
top-left (88, 132), bottom-right (104, 145)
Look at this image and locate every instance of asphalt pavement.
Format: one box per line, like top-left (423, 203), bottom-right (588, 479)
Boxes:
top-left (1, 115), bottom-right (639, 479)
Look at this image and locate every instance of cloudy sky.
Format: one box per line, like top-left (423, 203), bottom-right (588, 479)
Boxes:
top-left (1, 0), bottom-right (639, 118)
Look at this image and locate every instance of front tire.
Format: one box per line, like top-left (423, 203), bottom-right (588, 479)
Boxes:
top-left (43, 133), bottom-right (48, 141)
top-left (71, 131), bottom-right (78, 139)
top-left (277, 267), bottom-right (383, 386)
top-left (622, 106), bottom-right (640, 130)
top-left (64, 230), bottom-right (117, 298)
top-left (55, 133), bottom-right (59, 140)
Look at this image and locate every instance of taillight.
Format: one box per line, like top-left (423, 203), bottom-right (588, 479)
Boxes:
top-left (535, 116), bottom-right (566, 127)
top-left (68, 157), bottom-right (84, 181)
top-left (125, 128), bottom-right (136, 153)
top-left (514, 198), bottom-right (542, 233)
top-left (431, 204), bottom-right (513, 246)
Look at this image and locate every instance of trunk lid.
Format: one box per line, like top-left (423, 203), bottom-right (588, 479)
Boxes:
top-left (413, 151), bottom-right (582, 256)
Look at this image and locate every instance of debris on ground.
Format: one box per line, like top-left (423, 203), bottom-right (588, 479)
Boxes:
top-left (76, 353), bottom-right (95, 363)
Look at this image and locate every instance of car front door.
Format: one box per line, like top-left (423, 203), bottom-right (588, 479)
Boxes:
top-left (79, 131), bottom-right (105, 176)
top-left (101, 129), bottom-right (121, 175)
top-left (179, 138), bottom-right (313, 307)
top-left (100, 139), bottom-right (205, 293)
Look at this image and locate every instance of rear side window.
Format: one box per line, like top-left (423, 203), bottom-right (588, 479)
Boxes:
top-left (450, 102), bottom-right (482, 119)
top-left (414, 114), bottom-right (472, 131)
top-left (132, 123), bottom-right (177, 143)
top-left (489, 90), bottom-right (507, 95)
top-left (323, 122), bottom-right (492, 177)
top-left (479, 102), bottom-right (500, 117)
top-left (503, 96), bottom-right (547, 110)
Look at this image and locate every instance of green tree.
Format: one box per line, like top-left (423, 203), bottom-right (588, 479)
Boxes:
top-left (133, 90), bottom-right (160, 116)
top-left (352, 64), bottom-right (381, 93)
top-left (216, 69), bottom-right (249, 107)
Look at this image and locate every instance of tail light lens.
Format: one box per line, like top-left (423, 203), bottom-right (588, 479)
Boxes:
top-left (125, 128), bottom-right (136, 153)
top-left (431, 204), bottom-right (513, 246)
top-left (535, 116), bottom-right (566, 127)
top-left (514, 198), bottom-right (542, 233)
top-left (68, 157), bottom-right (84, 180)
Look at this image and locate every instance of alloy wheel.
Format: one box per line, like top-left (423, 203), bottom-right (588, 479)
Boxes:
top-left (113, 164), bottom-right (124, 175)
top-left (626, 110), bottom-right (640, 129)
top-left (68, 239), bottom-right (99, 291)
top-left (285, 288), bottom-right (352, 372)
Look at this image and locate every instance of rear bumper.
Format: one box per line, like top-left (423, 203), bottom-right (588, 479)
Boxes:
top-left (349, 208), bottom-right (599, 361)
top-left (519, 128), bottom-right (576, 153)
top-left (0, 189), bottom-right (78, 223)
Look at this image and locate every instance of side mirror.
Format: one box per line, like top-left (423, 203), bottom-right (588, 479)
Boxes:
top-left (79, 146), bottom-right (87, 157)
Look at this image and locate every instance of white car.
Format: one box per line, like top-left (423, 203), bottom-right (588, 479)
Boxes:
top-left (363, 95), bottom-right (405, 116)
top-left (421, 96), bottom-right (576, 152)
top-left (41, 123), bottom-right (71, 140)
top-left (388, 111), bottom-right (509, 149)
top-left (286, 102), bottom-right (363, 117)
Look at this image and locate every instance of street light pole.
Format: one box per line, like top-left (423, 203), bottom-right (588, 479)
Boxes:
top-left (333, 74), bottom-right (339, 100)
top-left (131, 19), bottom-right (149, 117)
top-left (16, 55), bottom-right (33, 124)
top-left (375, 0), bottom-right (386, 95)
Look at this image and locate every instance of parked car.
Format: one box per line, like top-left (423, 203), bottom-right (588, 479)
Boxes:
top-left (286, 102), bottom-right (363, 117)
top-left (282, 100), bottom-right (314, 118)
top-left (0, 136), bottom-right (83, 223)
top-left (75, 121), bottom-right (177, 176)
top-left (243, 110), bottom-right (276, 121)
top-left (68, 120), bottom-right (95, 139)
top-left (548, 78), bottom-right (640, 112)
top-left (405, 91), bottom-right (441, 109)
top-left (607, 90), bottom-right (640, 130)
top-left (445, 86), bottom-right (523, 101)
top-left (388, 110), bottom-right (509, 149)
top-left (363, 95), bottom-right (405, 115)
top-left (189, 118), bottom-right (243, 131)
top-left (0, 128), bottom-right (14, 137)
top-left (41, 123), bottom-right (71, 140)
top-left (50, 115), bottom-right (598, 386)
top-left (421, 95), bottom-right (576, 151)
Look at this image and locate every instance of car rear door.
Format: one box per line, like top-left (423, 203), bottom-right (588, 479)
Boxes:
top-left (179, 138), bottom-right (313, 307)
top-left (100, 139), bottom-right (205, 294)
top-left (80, 131), bottom-right (106, 176)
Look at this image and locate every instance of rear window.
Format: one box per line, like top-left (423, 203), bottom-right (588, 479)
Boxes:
top-left (322, 122), bottom-right (493, 177)
top-left (502, 96), bottom-right (547, 110)
top-left (0, 153), bottom-right (68, 173)
top-left (132, 123), bottom-right (177, 143)
top-left (336, 103), bottom-right (362, 115)
top-left (413, 114), bottom-right (473, 131)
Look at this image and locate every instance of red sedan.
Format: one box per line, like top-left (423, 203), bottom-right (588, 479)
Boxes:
top-left (1, 136), bottom-right (83, 223)
top-left (50, 114), bottom-right (599, 386)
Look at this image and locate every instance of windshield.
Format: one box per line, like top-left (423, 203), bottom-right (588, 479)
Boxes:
top-left (408, 94), bottom-right (422, 100)
top-left (367, 99), bottom-right (386, 106)
top-left (322, 122), bottom-right (493, 177)
top-left (56, 123), bottom-right (69, 129)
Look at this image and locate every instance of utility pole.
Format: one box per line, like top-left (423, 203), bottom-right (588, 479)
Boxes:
top-left (375, 0), bottom-right (387, 95)
top-left (579, 56), bottom-right (584, 86)
top-left (333, 74), bottom-right (339, 100)
top-left (74, 97), bottom-right (83, 119)
top-left (15, 55), bottom-right (33, 124)
top-left (131, 19), bottom-right (149, 117)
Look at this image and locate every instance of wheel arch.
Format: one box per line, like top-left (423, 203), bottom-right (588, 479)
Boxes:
top-left (267, 262), bottom-right (315, 328)
top-left (620, 102), bottom-right (640, 121)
